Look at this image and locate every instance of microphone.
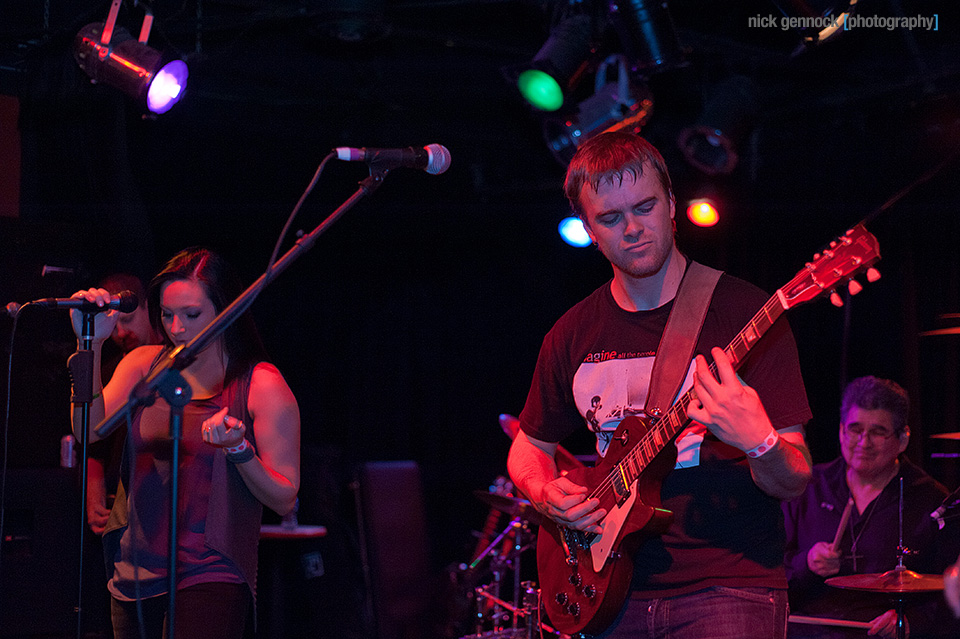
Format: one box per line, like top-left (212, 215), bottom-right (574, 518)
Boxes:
top-left (32, 290), bottom-right (139, 314)
top-left (335, 144), bottom-right (452, 175)
top-left (930, 484), bottom-right (960, 530)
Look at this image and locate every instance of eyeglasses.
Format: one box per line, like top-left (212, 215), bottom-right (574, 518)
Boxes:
top-left (842, 424), bottom-right (898, 443)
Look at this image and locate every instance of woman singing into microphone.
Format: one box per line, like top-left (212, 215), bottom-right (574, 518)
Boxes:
top-left (69, 247), bottom-right (300, 639)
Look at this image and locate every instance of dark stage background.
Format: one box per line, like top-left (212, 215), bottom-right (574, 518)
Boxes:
top-left (1, 1), bottom-right (959, 637)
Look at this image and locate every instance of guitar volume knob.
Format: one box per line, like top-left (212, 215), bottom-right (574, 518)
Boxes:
top-left (568, 573), bottom-right (582, 587)
top-left (583, 584), bottom-right (596, 598)
top-left (567, 602), bottom-right (580, 616)
top-left (555, 592), bottom-right (568, 605)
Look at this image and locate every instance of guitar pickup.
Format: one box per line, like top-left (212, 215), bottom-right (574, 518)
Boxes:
top-left (612, 463), bottom-right (632, 507)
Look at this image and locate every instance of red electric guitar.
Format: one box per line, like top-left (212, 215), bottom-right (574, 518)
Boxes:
top-left (536, 223), bottom-right (882, 636)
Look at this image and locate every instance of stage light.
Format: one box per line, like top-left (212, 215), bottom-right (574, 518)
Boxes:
top-left (608, 0), bottom-right (684, 73)
top-left (74, 1), bottom-right (188, 115)
top-left (559, 216), bottom-right (592, 247)
top-left (677, 76), bottom-right (758, 175)
top-left (686, 198), bottom-right (719, 227)
top-left (512, 14), bottom-right (593, 112)
top-left (543, 56), bottom-right (653, 165)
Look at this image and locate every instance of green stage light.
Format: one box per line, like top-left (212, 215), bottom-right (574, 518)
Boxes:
top-left (506, 14), bottom-right (592, 112)
top-left (517, 69), bottom-right (565, 112)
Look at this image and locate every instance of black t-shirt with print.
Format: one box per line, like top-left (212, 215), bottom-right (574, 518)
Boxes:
top-left (520, 271), bottom-right (812, 597)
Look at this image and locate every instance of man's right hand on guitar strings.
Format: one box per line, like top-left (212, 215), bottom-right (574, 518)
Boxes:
top-left (532, 475), bottom-right (605, 534)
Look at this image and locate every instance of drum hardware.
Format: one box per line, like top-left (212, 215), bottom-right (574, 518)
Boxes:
top-left (464, 582), bottom-right (563, 639)
top-left (459, 415), bottom-right (576, 639)
top-left (469, 515), bottom-right (535, 636)
top-left (919, 327), bottom-right (960, 336)
top-left (826, 569), bottom-right (944, 593)
top-left (472, 491), bottom-right (542, 526)
top-left (919, 313), bottom-right (960, 336)
top-left (825, 477), bottom-right (945, 639)
top-left (460, 489), bottom-right (567, 638)
top-left (470, 516), bottom-right (526, 571)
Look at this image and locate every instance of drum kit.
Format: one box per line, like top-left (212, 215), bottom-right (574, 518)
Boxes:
top-left (452, 415), bottom-right (583, 639)
top-left (459, 487), bottom-right (555, 639)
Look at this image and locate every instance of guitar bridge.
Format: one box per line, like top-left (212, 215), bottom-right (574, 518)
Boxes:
top-left (561, 526), bottom-right (597, 565)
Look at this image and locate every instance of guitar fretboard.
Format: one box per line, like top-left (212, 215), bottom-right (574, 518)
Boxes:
top-left (592, 293), bottom-right (787, 501)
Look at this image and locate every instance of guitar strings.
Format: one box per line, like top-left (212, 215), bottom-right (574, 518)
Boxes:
top-left (583, 295), bottom-right (785, 505)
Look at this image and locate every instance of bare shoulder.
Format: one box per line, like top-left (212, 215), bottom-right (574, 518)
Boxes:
top-left (103, 345), bottom-right (167, 413)
top-left (251, 361), bottom-right (284, 383)
top-left (112, 344), bottom-right (166, 380)
top-left (249, 362), bottom-right (298, 408)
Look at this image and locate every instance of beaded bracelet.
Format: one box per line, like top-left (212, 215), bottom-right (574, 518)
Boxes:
top-left (225, 439), bottom-right (256, 464)
top-left (746, 430), bottom-right (780, 459)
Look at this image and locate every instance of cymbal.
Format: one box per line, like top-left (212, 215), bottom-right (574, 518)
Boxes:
top-left (931, 432), bottom-right (960, 440)
top-left (920, 327), bottom-right (960, 336)
top-left (826, 569), bottom-right (944, 593)
top-left (472, 490), bottom-right (541, 524)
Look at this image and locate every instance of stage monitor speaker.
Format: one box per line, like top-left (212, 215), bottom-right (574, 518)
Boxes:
top-left (0, 468), bottom-right (81, 637)
top-left (355, 460), bottom-right (434, 639)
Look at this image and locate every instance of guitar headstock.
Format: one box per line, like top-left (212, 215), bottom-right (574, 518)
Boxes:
top-left (779, 223), bottom-right (881, 309)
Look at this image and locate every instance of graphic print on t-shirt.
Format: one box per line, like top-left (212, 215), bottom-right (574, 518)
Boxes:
top-left (571, 353), bottom-right (706, 468)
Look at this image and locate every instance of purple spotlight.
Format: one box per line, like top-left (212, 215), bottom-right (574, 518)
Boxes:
top-left (74, 22), bottom-right (189, 115)
top-left (147, 60), bottom-right (188, 114)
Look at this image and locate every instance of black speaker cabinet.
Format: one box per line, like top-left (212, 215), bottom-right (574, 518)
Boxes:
top-left (0, 468), bottom-right (81, 637)
top-left (356, 461), bottom-right (435, 639)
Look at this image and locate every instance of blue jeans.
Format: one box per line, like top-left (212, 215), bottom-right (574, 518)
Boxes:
top-left (593, 586), bottom-right (788, 639)
top-left (110, 582), bottom-right (250, 639)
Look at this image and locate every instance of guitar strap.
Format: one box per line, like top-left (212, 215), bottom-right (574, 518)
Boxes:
top-left (642, 260), bottom-right (722, 417)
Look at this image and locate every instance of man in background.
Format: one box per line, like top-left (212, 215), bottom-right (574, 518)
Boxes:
top-left (783, 376), bottom-right (960, 638)
top-left (86, 272), bottom-right (161, 533)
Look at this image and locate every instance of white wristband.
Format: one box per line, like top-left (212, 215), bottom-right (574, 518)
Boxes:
top-left (746, 430), bottom-right (780, 458)
top-left (224, 439), bottom-right (248, 455)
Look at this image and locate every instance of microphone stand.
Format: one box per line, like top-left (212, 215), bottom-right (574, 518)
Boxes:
top-left (92, 169), bottom-right (389, 639)
top-left (66, 311), bottom-right (98, 639)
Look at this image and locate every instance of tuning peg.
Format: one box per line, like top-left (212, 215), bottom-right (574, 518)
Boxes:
top-left (830, 291), bottom-right (844, 307)
top-left (848, 280), bottom-right (863, 296)
top-left (866, 267), bottom-right (881, 282)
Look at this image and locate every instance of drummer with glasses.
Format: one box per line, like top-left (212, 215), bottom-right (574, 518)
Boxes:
top-left (782, 376), bottom-right (960, 638)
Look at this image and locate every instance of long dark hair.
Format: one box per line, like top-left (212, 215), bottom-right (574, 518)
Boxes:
top-left (148, 247), bottom-right (268, 383)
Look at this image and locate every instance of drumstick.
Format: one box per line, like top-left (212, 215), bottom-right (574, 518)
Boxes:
top-left (789, 615), bottom-right (872, 629)
top-left (831, 497), bottom-right (855, 551)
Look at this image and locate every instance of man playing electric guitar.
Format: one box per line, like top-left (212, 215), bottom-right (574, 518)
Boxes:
top-left (508, 131), bottom-right (814, 639)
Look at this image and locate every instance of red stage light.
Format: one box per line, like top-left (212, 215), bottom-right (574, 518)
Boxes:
top-left (686, 199), bottom-right (719, 227)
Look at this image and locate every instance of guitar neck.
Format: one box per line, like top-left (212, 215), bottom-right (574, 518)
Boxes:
top-left (619, 293), bottom-right (787, 482)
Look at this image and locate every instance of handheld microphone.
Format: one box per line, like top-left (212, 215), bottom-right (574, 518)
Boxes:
top-left (32, 290), bottom-right (139, 314)
top-left (335, 144), bottom-right (452, 175)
